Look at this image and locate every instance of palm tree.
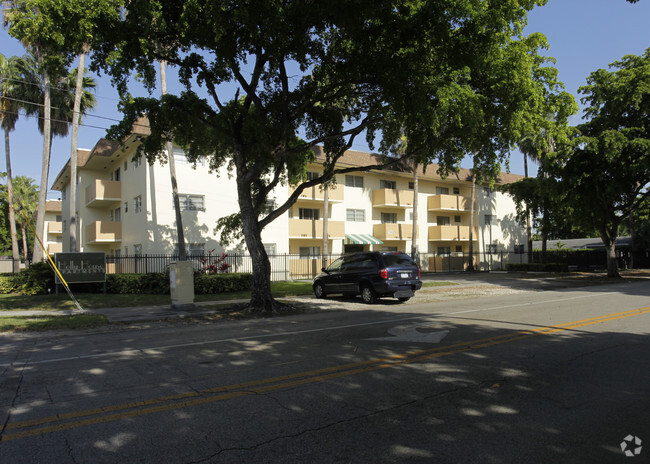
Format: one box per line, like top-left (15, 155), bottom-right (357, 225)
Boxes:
top-left (517, 135), bottom-right (538, 261)
top-left (13, 53), bottom-right (96, 260)
top-left (0, 53), bottom-right (23, 270)
top-left (11, 176), bottom-right (39, 262)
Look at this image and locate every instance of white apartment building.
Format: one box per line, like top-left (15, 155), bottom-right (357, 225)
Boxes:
top-left (43, 199), bottom-right (63, 256)
top-left (51, 126), bottom-right (526, 273)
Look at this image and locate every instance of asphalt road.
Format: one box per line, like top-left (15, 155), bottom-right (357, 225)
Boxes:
top-left (1, 278), bottom-right (649, 463)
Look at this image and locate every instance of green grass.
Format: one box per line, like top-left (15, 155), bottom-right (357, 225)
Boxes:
top-left (0, 314), bottom-right (109, 332)
top-left (422, 281), bottom-right (458, 287)
top-left (0, 281), bottom-right (315, 311)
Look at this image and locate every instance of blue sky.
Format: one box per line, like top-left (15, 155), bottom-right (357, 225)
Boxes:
top-left (1, 0), bottom-right (650, 199)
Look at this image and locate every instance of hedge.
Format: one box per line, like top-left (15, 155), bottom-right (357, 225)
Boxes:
top-left (506, 263), bottom-right (569, 273)
top-left (0, 266), bottom-right (253, 295)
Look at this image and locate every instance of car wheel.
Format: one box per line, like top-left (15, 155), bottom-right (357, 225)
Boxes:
top-left (313, 282), bottom-right (326, 299)
top-left (361, 285), bottom-right (377, 304)
top-left (397, 297), bottom-right (411, 302)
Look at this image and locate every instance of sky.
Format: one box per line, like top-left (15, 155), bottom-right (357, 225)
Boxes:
top-left (1, 0), bottom-right (650, 200)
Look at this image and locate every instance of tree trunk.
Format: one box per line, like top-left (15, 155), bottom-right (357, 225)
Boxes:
top-left (160, 60), bottom-right (187, 261)
top-left (33, 65), bottom-right (51, 263)
top-left (69, 50), bottom-right (87, 253)
top-left (4, 128), bottom-right (20, 271)
top-left (411, 161), bottom-right (418, 261)
top-left (241, 206), bottom-right (275, 314)
top-left (523, 154), bottom-right (532, 263)
top-left (601, 230), bottom-right (621, 278)
top-left (322, 185), bottom-right (329, 270)
top-left (21, 224), bottom-right (28, 263)
top-left (467, 172), bottom-right (476, 271)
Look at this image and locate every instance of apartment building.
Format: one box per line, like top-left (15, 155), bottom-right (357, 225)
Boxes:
top-left (51, 129), bottom-right (526, 272)
top-left (43, 199), bottom-right (63, 255)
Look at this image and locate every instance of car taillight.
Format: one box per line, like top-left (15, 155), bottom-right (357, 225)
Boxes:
top-left (379, 268), bottom-right (388, 279)
top-left (418, 268), bottom-right (421, 278)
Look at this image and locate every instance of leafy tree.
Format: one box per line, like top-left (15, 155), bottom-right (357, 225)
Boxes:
top-left (78, 0), bottom-right (569, 314)
top-left (3, 0), bottom-right (116, 260)
top-left (1, 175), bottom-right (38, 262)
top-left (553, 50), bottom-right (650, 277)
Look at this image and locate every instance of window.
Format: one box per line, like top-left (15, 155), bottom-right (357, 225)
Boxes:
top-left (173, 147), bottom-right (205, 166)
top-left (346, 209), bottom-right (365, 222)
top-left (408, 182), bottom-right (414, 190)
top-left (299, 246), bottom-right (320, 258)
top-left (55, 215), bottom-right (62, 222)
top-left (299, 208), bottom-right (319, 220)
top-left (124, 201), bottom-right (128, 213)
top-left (455, 246), bottom-right (463, 253)
top-left (484, 214), bottom-right (494, 225)
top-left (133, 244), bottom-right (142, 256)
top-left (263, 243), bottom-right (277, 255)
top-left (124, 246), bottom-right (128, 255)
top-left (381, 212), bottom-right (397, 224)
top-left (113, 168), bottom-right (120, 182)
top-left (514, 244), bottom-right (525, 254)
top-left (436, 186), bottom-right (450, 195)
top-left (454, 215), bottom-right (461, 223)
top-left (437, 246), bottom-right (451, 254)
top-left (134, 195), bottom-right (142, 213)
top-left (380, 180), bottom-right (396, 190)
top-left (175, 242), bottom-right (206, 257)
top-left (453, 187), bottom-right (460, 195)
top-left (62, 219), bottom-right (67, 232)
top-left (487, 244), bottom-right (498, 254)
top-left (409, 211), bottom-right (414, 221)
top-left (124, 161), bottom-right (128, 171)
top-left (437, 216), bottom-right (451, 225)
top-left (381, 246), bottom-right (398, 252)
top-left (306, 171), bottom-right (319, 181)
top-left (345, 175), bottom-right (364, 188)
top-left (133, 155), bottom-right (142, 168)
top-left (484, 187), bottom-right (492, 196)
top-left (113, 207), bottom-right (121, 222)
top-left (114, 249), bottom-right (121, 258)
top-left (179, 194), bottom-right (205, 211)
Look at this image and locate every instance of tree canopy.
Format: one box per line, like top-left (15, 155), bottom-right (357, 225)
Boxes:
top-left (38, 0), bottom-right (574, 312)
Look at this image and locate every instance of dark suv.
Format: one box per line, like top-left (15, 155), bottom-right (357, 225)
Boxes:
top-left (313, 252), bottom-right (422, 303)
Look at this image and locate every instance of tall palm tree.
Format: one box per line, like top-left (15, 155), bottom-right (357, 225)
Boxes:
top-left (0, 53), bottom-right (23, 270)
top-left (11, 176), bottom-right (39, 262)
top-left (517, 135), bottom-right (538, 260)
top-left (13, 53), bottom-right (95, 260)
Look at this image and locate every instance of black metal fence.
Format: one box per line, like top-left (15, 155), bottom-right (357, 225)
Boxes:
top-left (1, 247), bottom-right (643, 280)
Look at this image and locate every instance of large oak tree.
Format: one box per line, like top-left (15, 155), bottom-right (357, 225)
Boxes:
top-left (77, 0), bottom-right (569, 314)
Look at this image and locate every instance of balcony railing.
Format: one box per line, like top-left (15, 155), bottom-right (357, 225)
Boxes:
top-left (372, 189), bottom-right (414, 208)
top-left (289, 185), bottom-right (344, 203)
top-left (86, 180), bottom-right (121, 207)
top-left (373, 223), bottom-right (415, 240)
top-left (427, 194), bottom-right (473, 211)
top-left (428, 225), bottom-right (478, 241)
top-left (47, 221), bottom-right (63, 235)
top-left (288, 219), bottom-right (345, 239)
top-left (85, 221), bottom-right (122, 244)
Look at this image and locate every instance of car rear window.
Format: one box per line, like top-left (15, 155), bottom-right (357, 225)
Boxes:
top-left (382, 254), bottom-right (416, 267)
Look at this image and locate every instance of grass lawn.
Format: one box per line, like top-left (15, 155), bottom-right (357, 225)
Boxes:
top-left (0, 281), bottom-right (315, 312)
top-left (0, 314), bottom-right (109, 332)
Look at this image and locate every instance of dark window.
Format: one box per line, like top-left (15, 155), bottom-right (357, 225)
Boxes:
top-left (381, 254), bottom-right (416, 267)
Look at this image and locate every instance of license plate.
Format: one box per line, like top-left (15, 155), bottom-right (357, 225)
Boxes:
top-left (400, 273), bottom-right (410, 279)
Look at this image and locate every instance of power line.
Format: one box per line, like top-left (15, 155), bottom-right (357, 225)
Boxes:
top-left (0, 75), bottom-right (121, 102)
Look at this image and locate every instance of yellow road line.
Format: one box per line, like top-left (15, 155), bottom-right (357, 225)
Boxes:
top-left (2, 306), bottom-right (649, 442)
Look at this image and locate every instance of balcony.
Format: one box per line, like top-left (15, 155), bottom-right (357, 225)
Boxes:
top-left (47, 221), bottom-right (63, 235)
top-left (427, 194), bottom-right (473, 211)
top-left (288, 219), bottom-right (345, 239)
top-left (86, 180), bottom-right (121, 207)
top-left (47, 243), bottom-right (63, 255)
top-left (428, 225), bottom-right (478, 241)
top-left (373, 223), bottom-right (415, 241)
top-left (289, 185), bottom-right (344, 203)
top-left (85, 221), bottom-right (122, 244)
top-left (372, 189), bottom-right (413, 209)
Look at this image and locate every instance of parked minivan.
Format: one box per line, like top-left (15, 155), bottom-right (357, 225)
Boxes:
top-left (313, 252), bottom-right (422, 303)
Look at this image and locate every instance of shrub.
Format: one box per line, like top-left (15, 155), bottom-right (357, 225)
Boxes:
top-left (506, 263), bottom-right (569, 273)
top-left (0, 275), bottom-right (19, 294)
top-left (106, 273), bottom-right (170, 294)
top-left (193, 272), bottom-right (253, 294)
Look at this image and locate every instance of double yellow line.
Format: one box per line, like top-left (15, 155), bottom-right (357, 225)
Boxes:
top-left (3, 305), bottom-right (649, 442)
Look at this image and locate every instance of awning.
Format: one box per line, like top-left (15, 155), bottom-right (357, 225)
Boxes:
top-left (344, 234), bottom-right (383, 245)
